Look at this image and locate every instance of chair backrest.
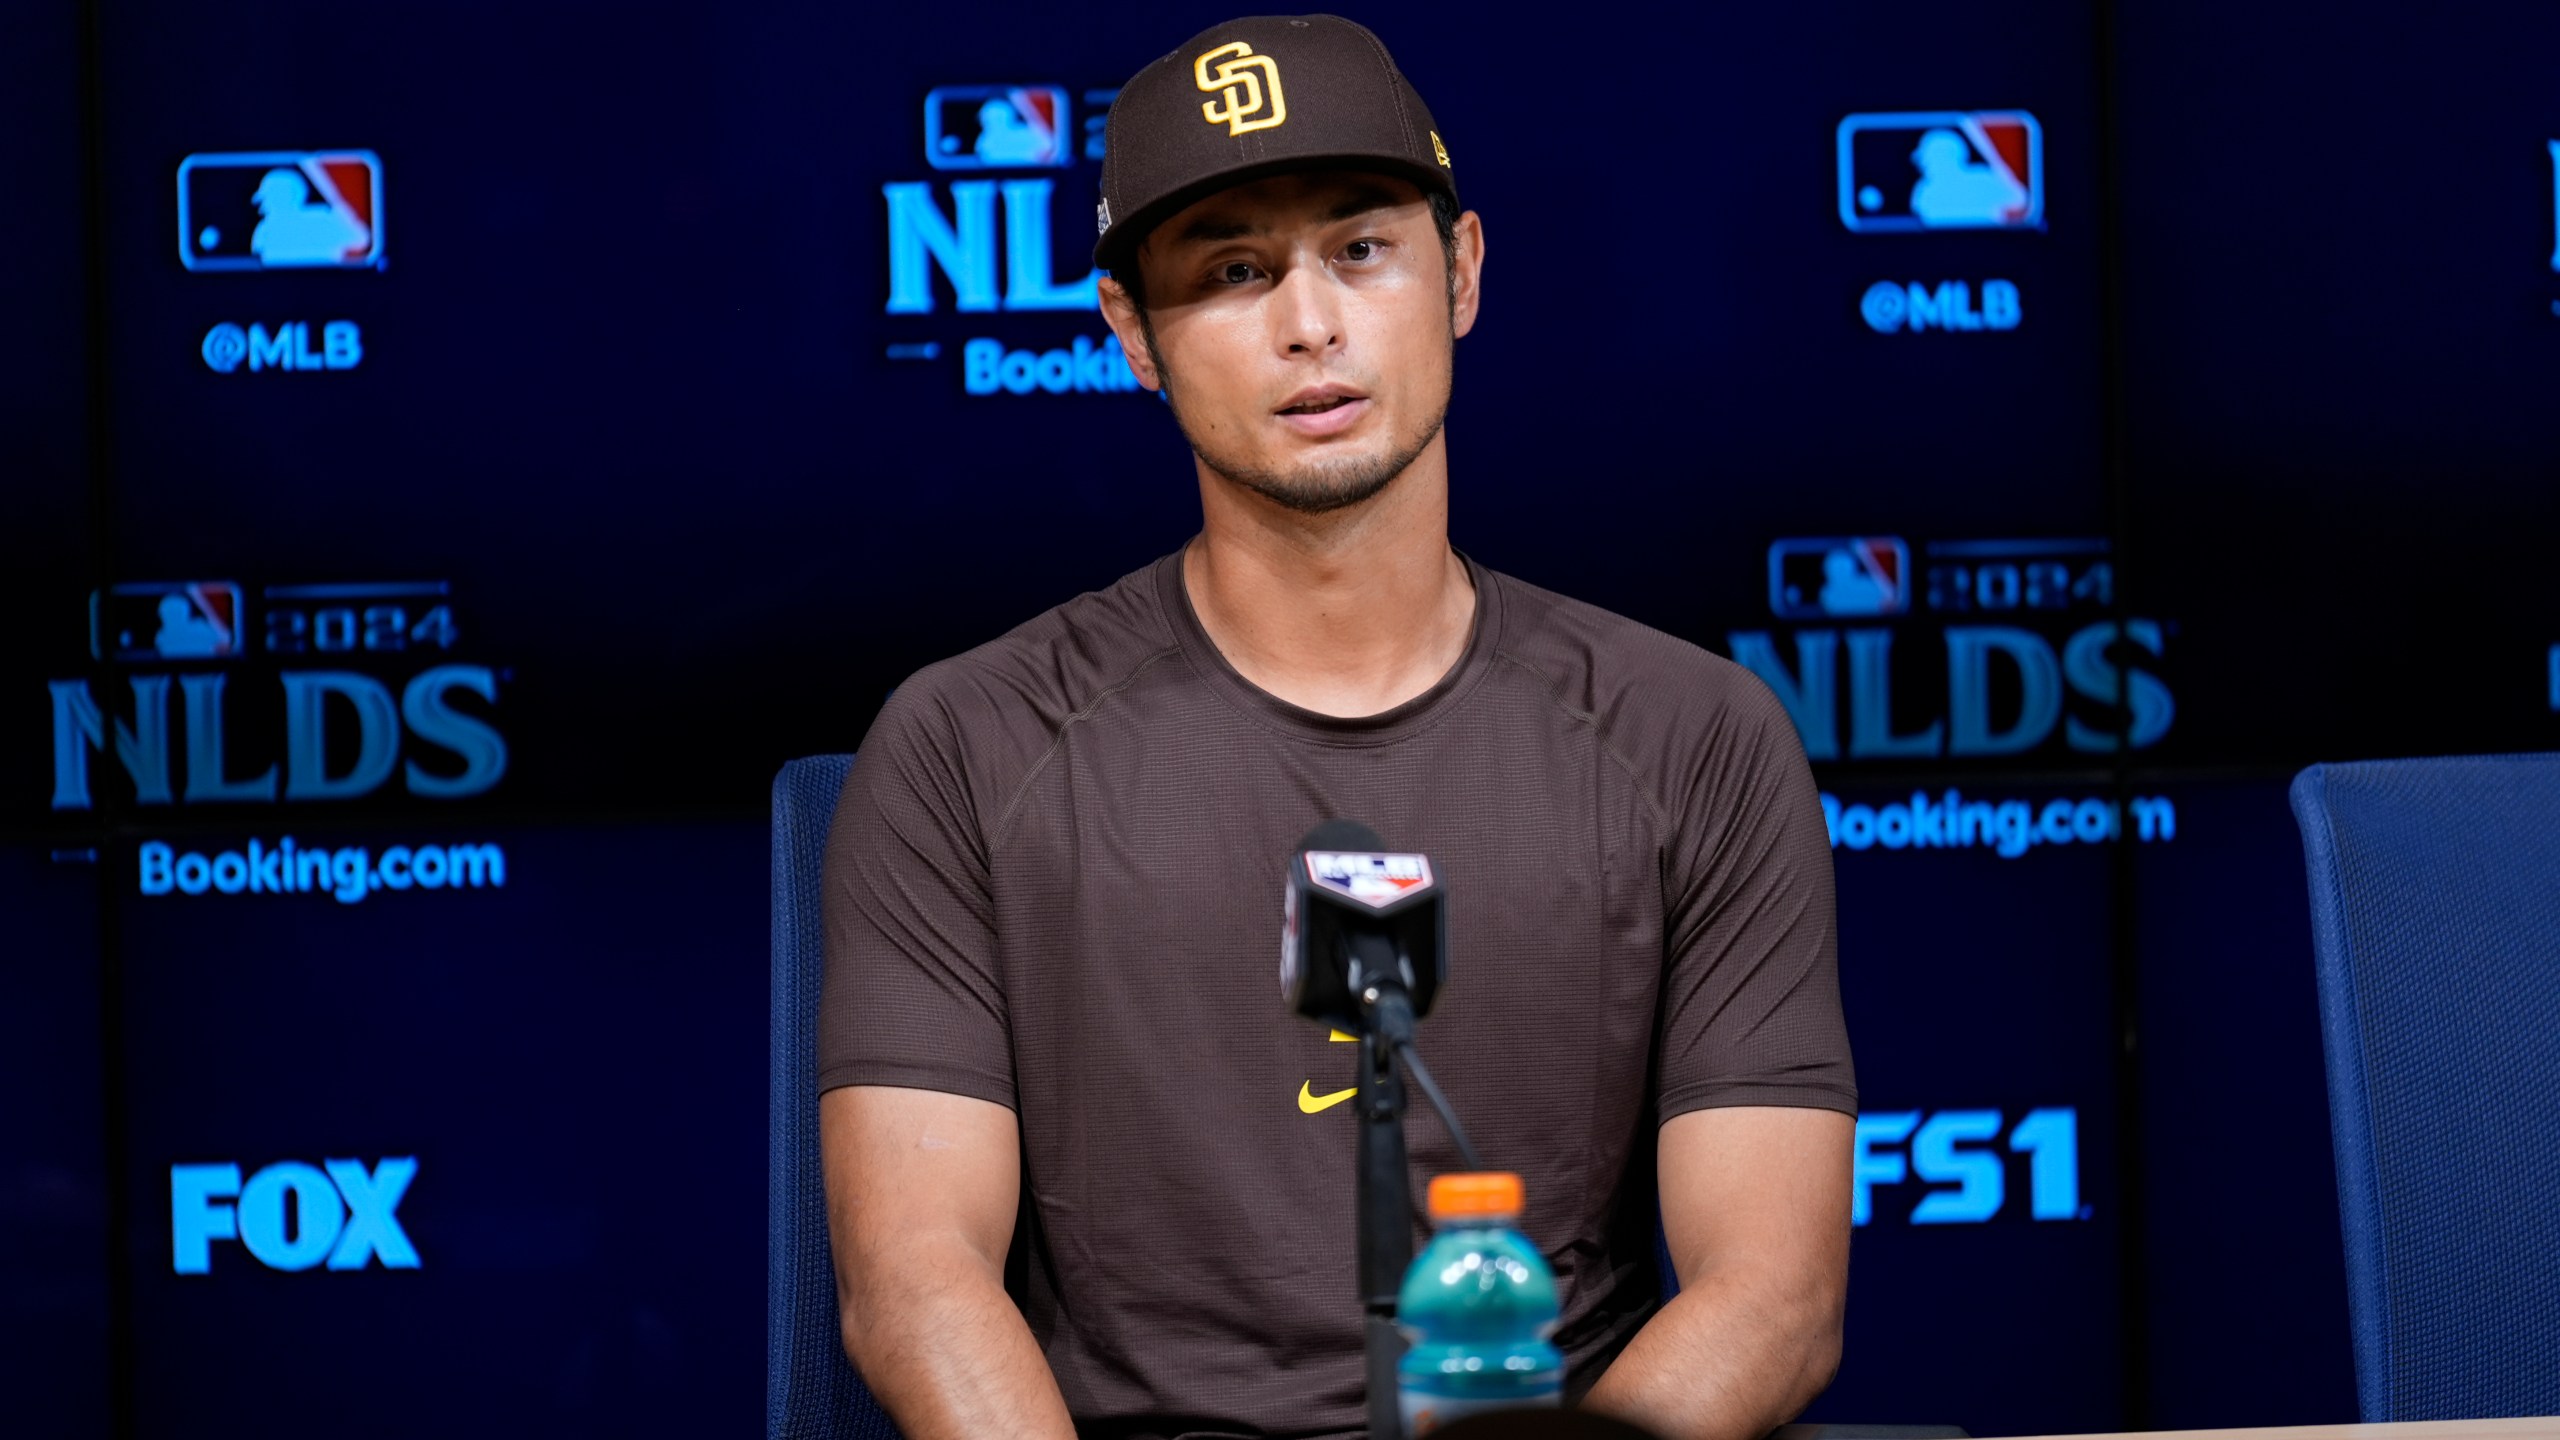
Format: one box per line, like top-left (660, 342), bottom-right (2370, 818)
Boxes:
top-left (2290, 754), bottom-right (2560, 1423)
top-left (771, 755), bottom-right (901, 1440)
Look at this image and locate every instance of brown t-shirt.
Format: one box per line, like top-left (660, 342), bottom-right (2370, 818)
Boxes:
top-left (818, 548), bottom-right (1854, 1440)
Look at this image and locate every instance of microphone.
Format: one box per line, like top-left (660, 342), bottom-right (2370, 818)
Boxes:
top-left (1282, 820), bottom-right (1486, 1439)
top-left (1290, 814), bottom-right (1495, 1424)
top-left (1281, 819), bottom-right (1446, 1043)
top-left (1281, 820), bottom-right (1478, 1170)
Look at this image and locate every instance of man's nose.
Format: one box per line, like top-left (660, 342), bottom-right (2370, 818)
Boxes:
top-left (1268, 262), bottom-right (1344, 358)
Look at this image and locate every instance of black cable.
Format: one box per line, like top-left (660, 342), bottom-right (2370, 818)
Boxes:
top-left (1392, 1039), bottom-right (1484, 1172)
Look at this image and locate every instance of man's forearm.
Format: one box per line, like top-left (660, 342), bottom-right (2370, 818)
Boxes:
top-left (838, 1238), bottom-right (1077, 1440)
top-left (1576, 1269), bottom-right (1844, 1440)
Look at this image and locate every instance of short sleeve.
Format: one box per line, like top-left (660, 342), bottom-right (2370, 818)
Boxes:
top-left (816, 675), bottom-right (1017, 1109)
top-left (1654, 678), bottom-right (1857, 1121)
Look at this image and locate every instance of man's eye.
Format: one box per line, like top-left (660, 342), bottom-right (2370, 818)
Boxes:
top-left (1342, 239), bottom-right (1379, 262)
top-left (1216, 261), bottom-right (1258, 284)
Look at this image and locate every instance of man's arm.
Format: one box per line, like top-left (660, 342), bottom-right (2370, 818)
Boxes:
top-left (821, 1084), bottom-right (1076, 1440)
top-left (1580, 1105), bottom-right (1854, 1440)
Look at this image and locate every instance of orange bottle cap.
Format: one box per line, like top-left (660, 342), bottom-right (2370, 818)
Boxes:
top-left (1426, 1171), bottom-right (1524, 1221)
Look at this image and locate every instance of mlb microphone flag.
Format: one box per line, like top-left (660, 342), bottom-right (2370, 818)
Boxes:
top-left (1282, 823), bottom-right (1445, 1036)
top-left (1305, 851), bottom-right (1435, 908)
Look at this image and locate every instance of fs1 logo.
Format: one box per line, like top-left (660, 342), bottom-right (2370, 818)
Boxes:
top-left (927, 86), bottom-right (1072, 169)
top-left (1837, 113), bottom-right (2042, 233)
top-left (179, 150), bottom-right (384, 271)
top-left (1770, 538), bottom-right (1911, 619)
top-left (50, 579), bottom-right (505, 810)
top-left (171, 1157), bottom-right (419, 1273)
top-left (1854, 1108), bottom-right (2081, 1226)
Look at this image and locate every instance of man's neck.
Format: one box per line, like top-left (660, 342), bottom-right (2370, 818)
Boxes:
top-left (1183, 431), bottom-right (1478, 719)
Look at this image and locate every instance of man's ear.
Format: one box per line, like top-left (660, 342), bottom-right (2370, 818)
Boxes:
top-left (1449, 210), bottom-right (1487, 340)
top-left (1096, 274), bottom-right (1164, 393)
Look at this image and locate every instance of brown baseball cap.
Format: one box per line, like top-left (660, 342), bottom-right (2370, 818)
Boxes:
top-left (1093, 13), bottom-right (1458, 275)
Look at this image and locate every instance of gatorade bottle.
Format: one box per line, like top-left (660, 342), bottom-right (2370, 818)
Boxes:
top-left (1395, 1172), bottom-right (1565, 1435)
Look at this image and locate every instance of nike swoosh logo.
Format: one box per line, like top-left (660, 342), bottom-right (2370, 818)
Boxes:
top-left (1298, 1081), bottom-right (1357, 1114)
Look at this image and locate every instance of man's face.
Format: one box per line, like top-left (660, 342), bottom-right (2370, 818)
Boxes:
top-left (1100, 172), bottom-right (1483, 514)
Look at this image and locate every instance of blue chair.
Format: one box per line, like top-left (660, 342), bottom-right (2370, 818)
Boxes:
top-left (771, 755), bottom-right (900, 1440)
top-left (2290, 754), bottom-right (2560, 1423)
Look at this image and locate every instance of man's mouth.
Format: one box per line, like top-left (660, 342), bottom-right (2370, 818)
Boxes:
top-left (1278, 394), bottom-right (1360, 415)
top-left (1272, 387), bottom-right (1370, 435)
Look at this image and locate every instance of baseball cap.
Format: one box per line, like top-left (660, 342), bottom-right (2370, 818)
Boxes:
top-left (1093, 14), bottom-right (1458, 275)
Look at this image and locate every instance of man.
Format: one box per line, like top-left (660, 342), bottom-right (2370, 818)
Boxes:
top-left (818, 15), bottom-right (1854, 1439)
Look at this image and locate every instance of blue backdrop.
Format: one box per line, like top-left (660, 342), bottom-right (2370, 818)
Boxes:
top-left (12, 0), bottom-right (2556, 1433)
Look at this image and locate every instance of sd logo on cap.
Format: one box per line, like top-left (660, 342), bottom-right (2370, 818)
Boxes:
top-left (1094, 14), bottom-right (1458, 273)
top-left (1195, 41), bottom-right (1287, 136)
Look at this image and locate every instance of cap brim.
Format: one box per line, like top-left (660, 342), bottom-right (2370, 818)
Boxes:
top-left (1093, 153), bottom-right (1457, 275)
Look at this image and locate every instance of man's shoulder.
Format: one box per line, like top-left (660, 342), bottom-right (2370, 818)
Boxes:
top-left (1482, 565), bottom-right (1807, 793)
top-left (1487, 566), bottom-right (1789, 730)
top-left (861, 556), bottom-right (1182, 776)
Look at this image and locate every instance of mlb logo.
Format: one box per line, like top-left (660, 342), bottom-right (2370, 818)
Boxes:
top-left (91, 582), bottom-right (245, 662)
top-left (925, 86), bottom-right (1072, 169)
top-left (1768, 539), bottom-right (1911, 620)
top-left (1837, 113), bottom-right (2042, 233)
top-left (1307, 853), bottom-right (1434, 909)
top-left (178, 151), bottom-right (383, 271)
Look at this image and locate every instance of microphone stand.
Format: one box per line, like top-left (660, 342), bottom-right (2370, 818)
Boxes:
top-left (1355, 1009), bottom-right (1413, 1440)
top-left (1304, 890), bottom-right (1480, 1440)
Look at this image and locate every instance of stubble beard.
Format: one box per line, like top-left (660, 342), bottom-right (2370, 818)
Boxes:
top-left (1146, 318), bottom-right (1454, 516)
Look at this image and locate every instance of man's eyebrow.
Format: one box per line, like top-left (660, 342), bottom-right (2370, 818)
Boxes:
top-left (1170, 214), bottom-right (1260, 246)
top-left (1320, 185), bottom-right (1407, 223)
